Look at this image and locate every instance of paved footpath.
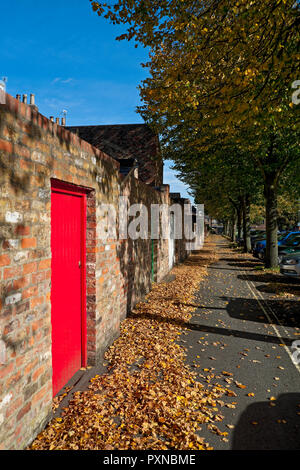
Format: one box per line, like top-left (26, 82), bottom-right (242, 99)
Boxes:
top-left (183, 236), bottom-right (300, 450)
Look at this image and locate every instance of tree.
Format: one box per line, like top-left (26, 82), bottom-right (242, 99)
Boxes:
top-left (91, 0), bottom-right (300, 266)
top-left (168, 140), bottom-right (263, 249)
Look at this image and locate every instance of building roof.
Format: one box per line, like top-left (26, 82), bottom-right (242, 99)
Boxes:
top-left (67, 124), bottom-right (157, 161)
top-left (67, 123), bottom-right (162, 185)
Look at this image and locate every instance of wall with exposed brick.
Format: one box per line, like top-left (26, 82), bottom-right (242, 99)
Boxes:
top-left (119, 178), bottom-right (191, 316)
top-left (171, 195), bottom-right (193, 266)
top-left (0, 93), bottom-right (191, 450)
top-left (119, 177), bottom-right (171, 316)
top-left (0, 93), bottom-right (122, 449)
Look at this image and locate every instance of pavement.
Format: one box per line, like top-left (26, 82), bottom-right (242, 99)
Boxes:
top-left (51, 235), bottom-right (300, 451)
top-left (183, 236), bottom-right (300, 450)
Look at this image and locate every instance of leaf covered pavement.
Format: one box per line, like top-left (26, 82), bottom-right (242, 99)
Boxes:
top-left (29, 238), bottom-right (233, 450)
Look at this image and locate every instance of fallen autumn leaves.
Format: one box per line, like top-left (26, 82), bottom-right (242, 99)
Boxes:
top-left (29, 238), bottom-right (230, 450)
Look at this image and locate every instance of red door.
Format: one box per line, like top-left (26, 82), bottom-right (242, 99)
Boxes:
top-left (51, 182), bottom-right (86, 397)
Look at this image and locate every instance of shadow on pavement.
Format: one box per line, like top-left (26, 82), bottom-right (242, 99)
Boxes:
top-left (130, 310), bottom-right (294, 346)
top-left (238, 272), bottom-right (300, 286)
top-left (220, 257), bottom-right (261, 265)
top-left (208, 266), bottom-right (257, 272)
top-left (187, 321), bottom-right (294, 346)
top-left (256, 283), bottom-right (300, 297)
top-left (227, 261), bottom-right (263, 269)
top-left (220, 296), bottom-right (300, 329)
top-left (232, 393), bottom-right (300, 450)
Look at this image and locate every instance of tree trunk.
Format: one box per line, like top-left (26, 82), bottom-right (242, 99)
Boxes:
top-left (237, 202), bottom-right (242, 242)
top-left (224, 220), bottom-right (228, 236)
top-left (264, 175), bottom-right (278, 268)
top-left (225, 220), bottom-right (230, 237)
top-left (242, 194), bottom-right (251, 253)
top-left (230, 213), bottom-right (237, 242)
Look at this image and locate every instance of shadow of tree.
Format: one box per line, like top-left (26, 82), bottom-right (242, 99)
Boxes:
top-left (256, 282), bottom-right (300, 297)
top-left (219, 295), bottom-right (300, 329)
top-left (228, 261), bottom-right (263, 269)
top-left (232, 393), bottom-right (300, 450)
top-left (238, 273), bottom-right (291, 284)
top-left (129, 309), bottom-right (294, 346)
top-left (221, 257), bottom-right (262, 266)
top-left (237, 272), bottom-right (300, 298)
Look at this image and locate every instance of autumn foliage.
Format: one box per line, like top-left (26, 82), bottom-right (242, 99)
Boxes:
top-left (29, 239), bottom-right (234, 450)
top-left (90, 0), bottom-right (300, 267)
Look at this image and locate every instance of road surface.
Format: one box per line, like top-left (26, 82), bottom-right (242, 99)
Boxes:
top-left (184, 237), bottom-right (300, 450)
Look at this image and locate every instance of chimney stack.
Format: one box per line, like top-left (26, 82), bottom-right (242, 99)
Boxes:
top-left (29, 93), bottom-right (38, 112)
top-left (55, 117), bottom-right (60, 125)
top-left (17, 93), bottom-right (38, 111)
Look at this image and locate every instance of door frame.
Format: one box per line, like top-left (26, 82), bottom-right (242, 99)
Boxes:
top-left (50, 179), bottom-right (88, 370)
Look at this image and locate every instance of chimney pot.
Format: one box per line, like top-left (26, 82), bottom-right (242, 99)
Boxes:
top-left (29, 94), bottom-right (35, 106)
top-left (22, 94), bottom-right (27, 104)
top-left (55, 118), bottom-right (60, 124)
top-left (16, 94), bottom-right (21, 101)
top-left (50, 116), bottom-right (54, 122)
top-left (61, 117), bottom-right (66, 126)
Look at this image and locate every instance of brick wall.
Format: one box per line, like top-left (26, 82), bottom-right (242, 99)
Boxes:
top-left (0, 94), bottom-right (121, 449)
top-left (119, 178), bottom-right (172, 316)
top-left (171, 196), bottom-right (192, 265)
top-left (0, 93), bottom-right (191, 450)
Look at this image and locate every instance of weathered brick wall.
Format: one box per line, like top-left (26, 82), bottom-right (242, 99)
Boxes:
top-left (0, 94), bottom-right (121, 449)
top-left (0, 93), bottom-right (192, 450)
top-left (120, 180), bottom-right (190, 315)
top-left (173, 197), bottom-right (192, 265)
top-left (119, 177), bottom-right (172, 315)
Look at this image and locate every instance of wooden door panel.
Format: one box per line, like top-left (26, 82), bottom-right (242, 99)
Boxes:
top-left (51, 186), bottom-right (85, 397)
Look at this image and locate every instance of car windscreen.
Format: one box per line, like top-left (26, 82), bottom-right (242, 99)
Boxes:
top-left (284, 234), bottom-right (300, 246)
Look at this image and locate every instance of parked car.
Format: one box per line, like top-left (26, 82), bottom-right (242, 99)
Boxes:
top-left (253, 231), bottom-right (296, 259)
top-left (250, 230), bottom-right (266, 250)
top-left (279, 252), bottom-right (300, 279)
top-left (278, 234), bottom-right (300, 263)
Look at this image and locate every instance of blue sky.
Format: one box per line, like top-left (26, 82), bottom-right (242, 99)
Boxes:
top-left (1, 0), bottom-right (193, 202)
